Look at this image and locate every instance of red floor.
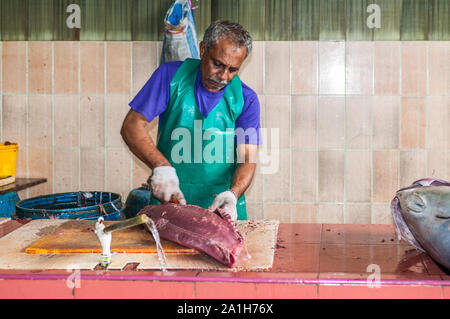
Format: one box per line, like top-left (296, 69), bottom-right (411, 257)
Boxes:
top-left (0, 220), bottom-right (449, 299)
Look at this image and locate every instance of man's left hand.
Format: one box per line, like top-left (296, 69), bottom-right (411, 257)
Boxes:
top-left (208, 190), bottom-right (238, 221)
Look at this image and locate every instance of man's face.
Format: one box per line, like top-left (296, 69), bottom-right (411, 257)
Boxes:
top-left (199, 37), bottom-right (247, 93)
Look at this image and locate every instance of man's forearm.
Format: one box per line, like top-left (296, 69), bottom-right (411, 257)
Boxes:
top-left (230, 144), bottom-right (258, 199)
top-left (230, 162), bottom-right (256, 199)
top-left (121, 111), bottom-right (170, 170)
top-left (123, 130), bottom-right (169, 169)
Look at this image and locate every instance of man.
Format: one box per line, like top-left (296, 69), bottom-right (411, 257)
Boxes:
top-left (121, 21), bottom-right (261, 220)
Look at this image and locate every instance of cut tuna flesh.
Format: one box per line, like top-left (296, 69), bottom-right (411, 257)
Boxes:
top-left (138, 203), bottom-right (244, 268)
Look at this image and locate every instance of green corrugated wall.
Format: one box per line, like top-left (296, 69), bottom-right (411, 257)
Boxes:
top-left (0, 0), bottom-right (448, 41)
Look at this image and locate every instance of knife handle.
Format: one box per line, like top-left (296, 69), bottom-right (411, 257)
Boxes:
top-left (170, 195), bottom-right (179, 204)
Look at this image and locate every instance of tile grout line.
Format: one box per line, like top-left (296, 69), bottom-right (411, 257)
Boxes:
top-left (77, 44), bottom-right (81, 191)
top-left (370, 41), bottom-right (375, 224)
top-left (2, 92), bottom-right (450, 98)
top-left (104, 42), bottom-right (107, 192)
top-left (289, 41), bottom-right (292, 223)
top-left (262, 41), bottom-right (266, 220)
top-left (78, 42), bottom-right (81, 191)
top-left (129, 42), bottom-right (134, 194)
top-left (249, 200), bottom-right (399, 205)
top-left (52, 42), bottom-right (55, 194)
top-left (398, 42), bottom-right (402, 192)
top-left (316, 41), bottom-right (320, 223)
top-left (343, 41), bottom-right (347, 224)
top-left (425, 42), bottom-right (429, 176)
top-left (317, 224), bottom-right (324, 281)
top-left (23, 145), bottom-right (446, 152)
top-left (25, 42), bottom-right (29, 199)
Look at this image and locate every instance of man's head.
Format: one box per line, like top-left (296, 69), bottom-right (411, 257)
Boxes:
top-left (199, 20), bottom-right (252, 92)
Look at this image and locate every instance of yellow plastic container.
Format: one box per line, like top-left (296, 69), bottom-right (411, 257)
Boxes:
top-left (0, 142), bottom-right (18, 179)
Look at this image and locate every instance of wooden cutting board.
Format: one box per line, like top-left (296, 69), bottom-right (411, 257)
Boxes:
top-left (25, 219), bottom-right (198, 255)
top-left (1, 219), bottom-right (279, 270)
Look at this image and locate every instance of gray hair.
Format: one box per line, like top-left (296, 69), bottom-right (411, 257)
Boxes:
top-left (203, 20), bottom-right (252, 58)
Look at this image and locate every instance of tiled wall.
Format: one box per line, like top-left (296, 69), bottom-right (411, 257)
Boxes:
top-left (1, 41), bottom-right (449, 224)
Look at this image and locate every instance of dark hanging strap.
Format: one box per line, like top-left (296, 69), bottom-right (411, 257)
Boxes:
top-left (97, 203), bottom-right (108, 217)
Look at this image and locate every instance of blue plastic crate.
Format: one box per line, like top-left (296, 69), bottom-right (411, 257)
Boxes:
top-left (0, 191), bottom-right (20, 218)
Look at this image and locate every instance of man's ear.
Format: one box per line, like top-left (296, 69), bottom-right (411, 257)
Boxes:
top-left (199, 41), bottom-right (205, 58)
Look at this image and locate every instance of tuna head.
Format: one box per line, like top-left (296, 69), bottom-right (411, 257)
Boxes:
top-left (396, 186), bottom-right (450, 269)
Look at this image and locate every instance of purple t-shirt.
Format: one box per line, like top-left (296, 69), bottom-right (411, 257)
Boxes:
top-left (129, 61), bottom-right (261, 145)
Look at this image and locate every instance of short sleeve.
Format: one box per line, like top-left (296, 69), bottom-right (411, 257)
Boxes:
top-left (235, 83), bottom-right (262, 145)
top-left (129, 61), bottom-right (182, 122)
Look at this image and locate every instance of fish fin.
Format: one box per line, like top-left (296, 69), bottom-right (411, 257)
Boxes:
top-left (414, 178), bottom-right (450, 187)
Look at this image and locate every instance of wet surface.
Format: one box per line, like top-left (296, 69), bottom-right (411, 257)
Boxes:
top-left (0, 221), bottom-right (449, 282)
top-left (273, 223), bottom-right (449, 280)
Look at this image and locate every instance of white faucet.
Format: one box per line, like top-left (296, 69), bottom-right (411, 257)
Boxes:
top-left (94, 214), bottom-right (151, 267)
top-left (94, 217), bottom-right (112, 267)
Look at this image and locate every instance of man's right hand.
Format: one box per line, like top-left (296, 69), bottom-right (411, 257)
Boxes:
top-left (149, 166), bottom-right (186, 205)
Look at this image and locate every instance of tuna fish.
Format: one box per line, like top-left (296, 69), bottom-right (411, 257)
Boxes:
top-left (391, 178), bottom-right (450, 270)
top-left (138, 203), bottom-right (244, 268)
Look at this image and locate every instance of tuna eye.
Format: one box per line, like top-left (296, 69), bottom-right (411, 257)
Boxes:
top-left (405, 194), bottom-right (426, 213)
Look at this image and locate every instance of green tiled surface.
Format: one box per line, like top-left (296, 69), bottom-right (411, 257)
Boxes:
top-left (428, 0), bottom-right (449, 40)
top-left (212, 0), bottom-right (238, 23)
top-left (132, 0), bottom-right (161, 41)
top-left (292, 0), bottom-right (319, 41)
top-left (193, 0), bottom-right (211, 39)
top-left (373, 0), bottom-right (402, 40)
top-left (1, 0), bottom-right (28, 41)
top-left (401, 0), bottom-right (428, 40)
top-left (346, 0), bottom-right (374, 40)
top-left (28, 0), bottom-right (54, 40)
top-left (238, 0), bottom-right (265, 41)
top-left (80, 0), bottom-right (105, 40)
top-left (53, 0), bottom-right (80, 41)
top-left (319, 0), bottom-right (346, 40)
top-left (106, 0), bottom-right (132, 41)
top-left (0, 0), bottom-right (448, 41)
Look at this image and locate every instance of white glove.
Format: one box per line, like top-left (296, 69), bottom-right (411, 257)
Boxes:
top-left (149, 166), bottom-right (186, 205)
top-left (208, 190), bottom-right (238, 221)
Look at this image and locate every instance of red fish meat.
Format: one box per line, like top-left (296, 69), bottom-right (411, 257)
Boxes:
top-left (137, 203), bottom-right (244, 268)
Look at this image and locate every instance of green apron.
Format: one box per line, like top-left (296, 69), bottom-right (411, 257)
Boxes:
top-left (150, 58), bottom-right (247, 220)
